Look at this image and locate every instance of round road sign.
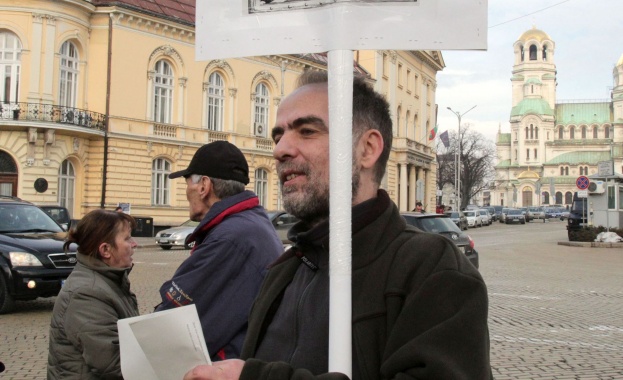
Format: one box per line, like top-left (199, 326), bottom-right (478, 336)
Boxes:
top-left (576, 175), bottom-right (590, 190)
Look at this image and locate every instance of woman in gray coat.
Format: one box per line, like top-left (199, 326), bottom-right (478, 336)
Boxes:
top-left (48, 210), bottom-right (139, 379)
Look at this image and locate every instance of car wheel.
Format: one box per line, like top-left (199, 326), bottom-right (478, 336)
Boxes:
top-left (0, 273), bottom-right (15, 314)
top-left (521, 221), bottom-right (525, 224)
top-left (160, 245), bottom-right (172, 250)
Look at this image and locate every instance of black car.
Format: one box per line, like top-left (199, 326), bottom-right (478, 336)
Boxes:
top-left (401, 212), bottom-right (479, 268)
top-left (505, 209), bottom-right (526, 224)
top-left (0, 196), bottom-right (77, 314)
top-left (444, 211), bottom-right (468, 231)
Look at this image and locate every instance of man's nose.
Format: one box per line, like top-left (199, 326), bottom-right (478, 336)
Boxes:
top-left (273, 133), bottom-right (295, 161)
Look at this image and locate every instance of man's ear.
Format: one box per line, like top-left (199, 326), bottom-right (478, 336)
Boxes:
top-left (98, 242), bottom-right (111, 259)
top-left (199, 176), bottom-right (212, 199)
top-left (358, 129), bottom-right (384, 170)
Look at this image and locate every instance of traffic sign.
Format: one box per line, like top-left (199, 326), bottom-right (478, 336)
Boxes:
top-left (577, 190), bottom-right (588, 198)
top-left (576, 176), bottom-right (590, 190)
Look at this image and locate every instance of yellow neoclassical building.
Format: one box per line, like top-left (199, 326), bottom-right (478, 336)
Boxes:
top-left (0, 0), bottom-right (442, 230)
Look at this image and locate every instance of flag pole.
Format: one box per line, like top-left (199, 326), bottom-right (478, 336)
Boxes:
top-left (327, 49), bottom-right (353, 377)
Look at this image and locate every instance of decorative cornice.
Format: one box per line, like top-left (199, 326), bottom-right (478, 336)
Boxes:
top-left (111, 11), bottom-right (194, 43)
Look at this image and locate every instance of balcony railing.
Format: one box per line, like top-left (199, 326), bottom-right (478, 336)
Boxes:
top-left (0, 102), bottom-right (106, 131)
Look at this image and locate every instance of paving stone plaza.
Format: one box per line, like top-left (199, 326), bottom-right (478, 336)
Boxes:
top-left (1, 220), bottom-right (621, 379)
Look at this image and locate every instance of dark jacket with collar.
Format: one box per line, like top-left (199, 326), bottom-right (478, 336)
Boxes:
top-left (240, 190), bottom-right (492, 379)
top-left (156, 190), bottom-right (283, 361)
top-left (48, 253), bottom-right (138, 379)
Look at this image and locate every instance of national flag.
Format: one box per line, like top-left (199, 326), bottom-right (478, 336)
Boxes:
top-left (428, 125), bottom-right (438, 140)
top-left (439, 130), bottom-right (450, 148)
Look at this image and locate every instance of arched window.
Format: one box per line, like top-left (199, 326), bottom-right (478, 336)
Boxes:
top-left (543, 192), bottom-right (550, 204)
top-left (581, 126), bottom-right (586, 139)
top-left (535, 127), bottom-right (538, 139)
top-left (206, 72), bottom-right (224, 131)
top-left (254, 168), bottom-right (268, 207)
top-left (59, 41), bottom-right (79, 108)
top-left (558, 127), bottom-right (563, 139)
top-left (396, 106), bottom-right (401, 136)
top-left (526, 149), bottom-right (530, 160)
top-left (565, 192), bottom-right (573, 205)
top-left (0, 31), bottom-right (22, 104)
top-left (569, 127), bottom-right (575, 139)
top-left (153, 60), bottom-right (174, 123)
top-left (152, 158), bottom-right (171, 205)
top-left (525, 127), bottom-right (529, 139)
top-left (520, 46), bottom-right (524, 62)
top-left (58, 159), bottom-right (75, 217)
top-left (560, 167), bottom-right (564, 176)
top-left (555, 192), bottom-right (563, 204)
top-left (0, 150), bottom-right (18, 196)
top-left (542, 45), bottom-right (547, 60)
top-left (605, 126), bottom-right (611, 139)
top-left (529, 45), bottom-right (537, 60)
top-left (530, 124), bottom-right (534, 139)
top-left (565, 167), bottom-right (569, 176)
top-left (593, 127), bottom-right (598, 139)
top-left (404, 110), bottom-right (410, 138)
top-left (254, 83), bottom-right (269, 137)
top-left (534, 149), bottom-right (537, 159)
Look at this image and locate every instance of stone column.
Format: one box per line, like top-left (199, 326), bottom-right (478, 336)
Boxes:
top-left (400, 163), bottom-right (408, 211)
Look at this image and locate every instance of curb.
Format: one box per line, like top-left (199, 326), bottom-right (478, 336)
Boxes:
top-left (558, 241), bottom-right (623, 249)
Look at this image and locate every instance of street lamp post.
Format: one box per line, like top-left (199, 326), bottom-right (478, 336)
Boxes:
top-left (447, 105), bottom-right (476, 210)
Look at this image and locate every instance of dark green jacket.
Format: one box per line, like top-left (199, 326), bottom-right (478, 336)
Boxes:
top-left (48, 253), bottom-right (138, 379)
top-left (240, 192), bottom-right (491, 379)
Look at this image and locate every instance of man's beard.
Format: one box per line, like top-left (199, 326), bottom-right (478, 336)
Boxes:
top-left (279, 163), bottom-right (360, 224)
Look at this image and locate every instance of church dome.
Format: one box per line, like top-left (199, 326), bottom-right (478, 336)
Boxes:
top-left (517, 27), bottom-right (551, 43)
top-left (517, 169), bottom-right (540, 180)
top-left (617, 53), bottom-right (623, 67)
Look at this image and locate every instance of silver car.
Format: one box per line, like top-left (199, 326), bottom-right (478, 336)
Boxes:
top-left (154, 219), bottom-right (199, 250)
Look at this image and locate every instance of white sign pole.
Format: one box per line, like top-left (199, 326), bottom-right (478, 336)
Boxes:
top-left (327, 49), bottom-right (353, 377)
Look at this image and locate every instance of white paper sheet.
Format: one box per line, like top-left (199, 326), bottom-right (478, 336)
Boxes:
top-left (118, 304), bottom-right (211, 380)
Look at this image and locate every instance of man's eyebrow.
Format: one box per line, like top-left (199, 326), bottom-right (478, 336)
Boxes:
top-left (271, 116), bottom-right (327, 140)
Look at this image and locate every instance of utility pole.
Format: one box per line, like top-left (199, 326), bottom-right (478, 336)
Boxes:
top-left (447, 105), bottom-right (476, 210)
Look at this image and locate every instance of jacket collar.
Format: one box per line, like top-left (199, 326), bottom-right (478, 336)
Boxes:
top-left (274, 190), bottom-right (403, 268)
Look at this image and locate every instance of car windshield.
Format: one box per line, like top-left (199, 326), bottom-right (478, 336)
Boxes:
top-left (465, 211), bottom-right (476, 217)
top-left (180, 220), bottom-right (200, 227)
top-left (508, 209), bottom-right (522, 215)
top-left (0, 204), bottom-right (63, 233)
top-left (445, 212), bottom-right (459, 218)
top-left (404, 215), bottom-right (460, 234)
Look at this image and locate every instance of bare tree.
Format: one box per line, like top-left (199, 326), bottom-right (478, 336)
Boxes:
top-left (435, 125), bottom-right (497, 210)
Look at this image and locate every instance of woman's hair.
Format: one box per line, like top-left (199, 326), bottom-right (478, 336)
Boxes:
top-left (64, 209), bottom-right (136, 256)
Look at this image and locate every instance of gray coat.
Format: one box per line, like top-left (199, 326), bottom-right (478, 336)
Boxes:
top-left (48, 253), bottom-right (138, 379)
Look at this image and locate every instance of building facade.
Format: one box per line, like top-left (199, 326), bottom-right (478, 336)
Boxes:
top-left (493, 27), bottom-right (623, 208)
top-left (0, 0), bottom-right (441, 229)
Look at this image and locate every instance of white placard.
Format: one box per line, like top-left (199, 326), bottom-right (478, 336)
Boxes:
top-left (597, 160), bottom-right (614, 177)
top-left (577, 190), bottom-right (587, 198)
top-left (196, 0), bottom-right (488, 60)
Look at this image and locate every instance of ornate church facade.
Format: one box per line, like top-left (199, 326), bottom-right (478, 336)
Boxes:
top-left (492, 27), bottom-right (623, 208)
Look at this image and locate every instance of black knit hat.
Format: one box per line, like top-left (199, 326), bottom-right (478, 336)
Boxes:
top-left (169, 141), bottom-right (249, 184)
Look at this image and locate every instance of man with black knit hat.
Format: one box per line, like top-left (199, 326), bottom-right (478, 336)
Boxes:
top-left (155, 140), bottom-right (283, 362)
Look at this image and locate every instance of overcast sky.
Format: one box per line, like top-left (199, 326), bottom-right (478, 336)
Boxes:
top-left (435, 0), bottom-right (623, 143)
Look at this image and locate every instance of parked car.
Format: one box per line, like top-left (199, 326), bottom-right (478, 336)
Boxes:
top-left (527, 206), bottom-right (545, 221)
top-left (505, 208), bottom-right (526, 224)
top-left (464, 210), bottom-right (483, 228)
top-left (486, 206), bottom-right (498, 222)
top-left (267, 210), bottom-right (299, 244)
top-left (401, 212), bottom-right (479, 268)
top-left (444, 211), bottom-right (468, 231)
top-left (519, 207), bottom-right (532, 222)
top-left (38, 205), bottom-right (78, 231)
top-left (0, 196), bottom-right (77, 314)
top-left (154, 219), bottom-right (199, 250)
top-left (478, 209), bottom-right (492, 226)
top-left (499, 207), bottom-right (511, 223)
top-left (544, 206), bottom-right (565, 219)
